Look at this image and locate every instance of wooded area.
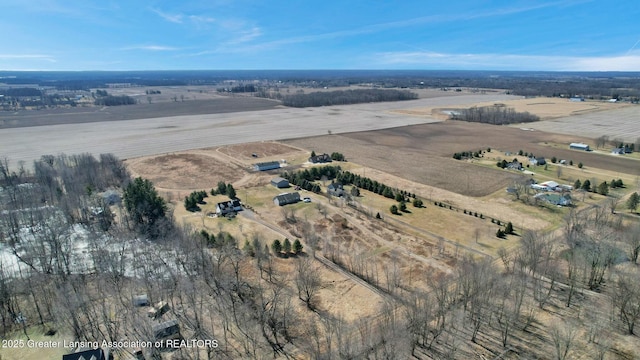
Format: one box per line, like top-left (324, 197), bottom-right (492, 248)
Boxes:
top-left (450, 105), bottom-right (540, 125)
top-left (1, 151), bottom-right (640, 358)
top-left (279, 89), bottom-right (418, 107)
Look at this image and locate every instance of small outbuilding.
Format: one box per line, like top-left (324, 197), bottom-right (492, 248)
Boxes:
top-left (153, 319), bottom-right (181, 341)
top-left (271, 177), bottom-right (290, 188)
top-left (254, 161), bottom-right (280, 171)
top-left (274, 192), bottom-right (301, 206)
top-left (132, 294), bottom-right (149, 307)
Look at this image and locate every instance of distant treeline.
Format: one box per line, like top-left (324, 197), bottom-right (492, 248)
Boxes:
top-left (0, 88), bottom-right (42, 97)
top-left (280, 89), bottom-right (418, 107)
top-left (217, 84), bottom-right (257, 93)
top-left (450, 105), bottom-right (539, 125)
top-left (95, 95), bottom-right (136, 106)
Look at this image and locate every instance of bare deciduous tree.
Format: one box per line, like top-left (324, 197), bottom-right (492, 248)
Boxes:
top-left (549, 321), bottom-right (578, 360)
top-left (294, 257), bottom-right (321, 310)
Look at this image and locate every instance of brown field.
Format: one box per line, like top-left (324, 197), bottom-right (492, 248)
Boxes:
top-left (217, 141), bottom-right (306, 162)
top-left (521, 104), bottom-right (640, 142)
top-left (0, 96), bottom-right (281, 129)
top-left (125, 151), bottom-right (247, 194)
top-left (394, 96), bottom-right (628, 120)
top-left (286, 120), bottom-right (640, 197)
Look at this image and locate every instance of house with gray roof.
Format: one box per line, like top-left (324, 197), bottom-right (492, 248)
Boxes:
top-left (274, 192), bottom-right (301, 206)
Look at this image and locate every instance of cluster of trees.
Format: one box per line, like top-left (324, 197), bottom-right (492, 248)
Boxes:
top-left (496, 158), bottom-right (521, 169)
top-left (596, 135), bottom-right (640, 152)
top-left (330, 152), bottom-right (345, 161)
top-left (5, 152), bottom-right (640, 358)
top-left (94, 94), bottom-right (136, 106)
top-left (0, 88), bottom-right (42, 97)
top-left (279, 89), bottom-right (418, 107)
top-left (199, 229), bottom-right (236, 248)
top-left (334, 170), bottom-right (417, 201)
top-left (627, 192), bottom-right (639, 213)
top-left (496, 222), bottom-right (514, 238)
top-left (573, 178), bottom-right (623, 196)
top-left (144, 89), bottom-right (161, 95)
top-left (280, 166), bottom-right (341, 193)
top-left (0, 89), bottom-right (80, 110)
top-left (453, 148), bottom-right (489, 160)
top-left (123, 177), bottom-right (171, 238)
top-left (450, 105), bottom-right (540, 125)
top-left (211, 181), bottom-right (236, 199)
top-left (390, 193), bottom-right (424, 215)
top-left (218, 84), bottom-right (257, 93)
top-left (270, 238), bottom-right (303, 257)
top-left (184, 190), bottom-right (208, 212)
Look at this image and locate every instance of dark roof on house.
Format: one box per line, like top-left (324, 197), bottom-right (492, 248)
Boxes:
top-left (309, 153), bottom-right (332, 163)
top-left (274, 192), bottom-right (301, 205)
top-left (153, 319), bottom-right (180, 339)
top-left (216, 199), bottom-right (242, 212)
top-left (63, 348), bottom-right (109, 360)
top-left (328, 182), bottom-right (343, 190)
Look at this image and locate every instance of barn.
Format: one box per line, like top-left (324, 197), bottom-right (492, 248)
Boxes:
top-left (274, 192), bottom-right (301, 206)
top-left (254, 161), bottom-right (280, 171)
top-left (569, 143), bottom-right (590, 151)
top-left (271, 177), bottom-right (290, 188)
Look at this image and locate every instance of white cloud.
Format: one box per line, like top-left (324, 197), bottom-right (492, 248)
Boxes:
top-left (0, 54), bottom-right (56, 62)
top-left (121, 45), bottom-right (179, 51)
top-left (228, 26), bottom-right (262, 44)
top-left (234, 1), bottom-right (580, 51)
top-left (151, 8), bottom-right (183, 24)
top-left (374, 51), bottom-right (640, 71)
top-left (151, 8), bottom-right (215, 27)
top-left (188, 15), bottom-right (215, 24)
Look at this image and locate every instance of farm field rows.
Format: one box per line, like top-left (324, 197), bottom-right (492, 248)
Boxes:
top-left (0, 93), bottom-right (517, 170)
top-left (285, 120), bottom-right (640, 199)
top-left (520, 105), bottom-right (640, 142)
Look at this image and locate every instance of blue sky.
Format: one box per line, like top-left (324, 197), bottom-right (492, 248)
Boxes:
top-left (1, 0), bottom-right (638, 71)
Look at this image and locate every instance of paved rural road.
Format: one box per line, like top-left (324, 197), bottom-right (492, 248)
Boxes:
top-left (1, 94), bottom-right (516, 169)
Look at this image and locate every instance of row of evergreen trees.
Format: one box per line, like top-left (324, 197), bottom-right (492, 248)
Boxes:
top-left (574, 178), bottom-right (624, 196)
top-left (184, 190), bottom-right (208, 212)
top-left (280, 166), bottom-right (342, 193)
top-left (271, 238), bottom-right (303, 257)
top-left (184, 182), bottom-right (238, 213)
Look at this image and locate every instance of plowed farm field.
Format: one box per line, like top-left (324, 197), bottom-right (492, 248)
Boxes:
top-left (285, 120), bottom-right (640, 197)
